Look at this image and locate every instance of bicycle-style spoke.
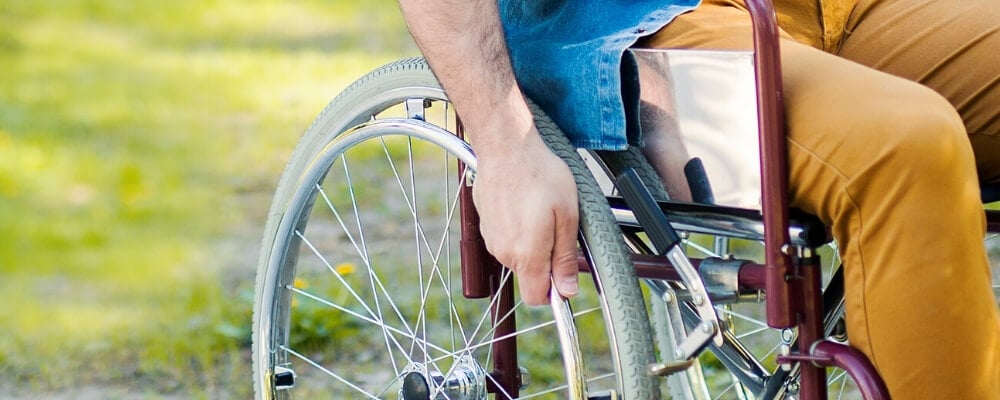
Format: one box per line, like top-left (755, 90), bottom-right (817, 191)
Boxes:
top-left (442, 105), bottom-right (458, 353)
top-left (712, 382), bottom-right (736, 400)
top-left (377, 136), bottom-right (433, 362)
top-left (314, 180), bottom-right (420, 362)
top-left (430, 169), bottom-right (471, 346)
top-left (255, 61), bottom-right (656, 400)
top-left (761, 341), bottom-right (784, 361)
top-left (368, 134), bottom-right (494, 383)
top-left (254, 64), bottom-right (656, 400)
top-left (338, 153), bottom-right (404, 375)
top-left (734, 325), bottom-right (772, 340)
top-left (482, 372), bottom-right (517, 400)
top-left (330, 136), bottom-right (477, 389)
top-left (286, 283), bottom-right (478, 385)
top-left (401, 136), bottom-right (432, 368)
top-left (295, 218), bottom-right (413, 375)
top-left (443, 304), bottom-right (603, 366)
top-left (281, 345), bottom-right (381, 399)
top-left (286, 284), bottom-right (449, 361)
top-left (373, 374), bottom-right (408, 399)
top-left (418, 297), bottom-right (598, 372)
top-left (508, 372), bottom-right (617, 400)
top-left (412, 165), bottom-right (472, 356)
top-left (685, 239), bottom-right (720, 258)
top-left (377, 137), bottom-right (468, 274)
top-left (305, 164), bottom-right (468, 369)
top-left (464, 268), bottom-right (518, 353)
top-left (453, 267), bottom-right (517, 381)
top-left (277, 296), bottom-right (416, 396)
top-left (314, 183), bottom-right (417, 337)
top-left (828, 369), bottom-right (851, 400)
top-left (376, 136), bottom-right (466, 374)
top-left (295, 230), bottom-right (378, 322)
top-left (717, 307), bottom-right (770, 329)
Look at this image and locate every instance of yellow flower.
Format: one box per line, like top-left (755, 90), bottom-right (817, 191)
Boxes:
top-left (293, 278), bottom-right (308, 289)
top-left (334, 262), bottom-right (356, 275)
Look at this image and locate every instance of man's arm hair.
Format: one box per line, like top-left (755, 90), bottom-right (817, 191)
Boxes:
top-left (398, 0), bottom-right (530, 151)
top-left (397, 0), bottom-right (583, 305)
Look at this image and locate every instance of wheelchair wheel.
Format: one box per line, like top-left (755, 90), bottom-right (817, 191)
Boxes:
top-left (251, 58), bottom-right (659, 399)
top-left (673, 235), bottom-right (850, 399)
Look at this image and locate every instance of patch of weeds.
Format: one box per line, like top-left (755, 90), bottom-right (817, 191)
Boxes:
top-left (0, 0), bottom-right (416, 396)
top-left (136, 274), bottom-right (254, 398)
top-left (286, 263), bottom-right (366, 359)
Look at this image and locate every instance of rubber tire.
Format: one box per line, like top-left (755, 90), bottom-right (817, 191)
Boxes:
top-left (252, 58), bottom-right (658, 399)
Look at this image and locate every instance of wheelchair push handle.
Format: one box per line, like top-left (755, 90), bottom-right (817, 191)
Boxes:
top-left (615, 167), bottom-right (724, 355)
top-left (615, 168), bottom-right (682, 253)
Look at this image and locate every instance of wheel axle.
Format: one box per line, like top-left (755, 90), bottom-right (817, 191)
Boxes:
top-left (398, 357), bottom-right (487, 400)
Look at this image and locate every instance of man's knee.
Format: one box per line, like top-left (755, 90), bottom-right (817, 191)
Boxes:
top-left (868, 87), bottom-right (973, 177)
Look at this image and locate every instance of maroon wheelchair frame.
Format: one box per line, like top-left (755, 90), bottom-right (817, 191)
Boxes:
top-left (454, 0), bottom-right (1000, 398)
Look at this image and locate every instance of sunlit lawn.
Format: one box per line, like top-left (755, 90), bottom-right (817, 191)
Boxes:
top-left (0, 1), bottom-right (415, 397)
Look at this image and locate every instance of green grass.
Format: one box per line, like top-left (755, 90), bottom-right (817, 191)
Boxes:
top-left (0, 0), bottom-right (416, 397)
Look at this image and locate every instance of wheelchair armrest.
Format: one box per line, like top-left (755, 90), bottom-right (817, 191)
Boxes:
top-left (606, 196), bottom-right (830, 248)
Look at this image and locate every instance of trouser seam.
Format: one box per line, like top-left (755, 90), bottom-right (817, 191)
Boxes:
top-left (788, 137), bottom-right (881, 371)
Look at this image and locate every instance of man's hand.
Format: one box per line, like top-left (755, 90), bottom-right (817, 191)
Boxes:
top-left (473, 128), bottom-right (580, 306)
top-left (399, 0), bottom-right (580, 306)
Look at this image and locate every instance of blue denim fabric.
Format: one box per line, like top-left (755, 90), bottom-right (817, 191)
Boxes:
top-left (499, 0), bottom-right (700, 150)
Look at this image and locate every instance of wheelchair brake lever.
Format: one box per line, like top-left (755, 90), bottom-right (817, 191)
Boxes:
top-left (616, 168), bottom-right (724, 353)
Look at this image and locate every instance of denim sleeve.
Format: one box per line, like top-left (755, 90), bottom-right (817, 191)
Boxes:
top-left (499, 0), bottom-right (699, 150)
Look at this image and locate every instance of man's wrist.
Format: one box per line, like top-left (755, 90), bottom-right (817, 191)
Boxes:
top-left (465, 90), bottom-right (540, 158)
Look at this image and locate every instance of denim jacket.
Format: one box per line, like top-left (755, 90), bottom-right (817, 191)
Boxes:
top-left (499, 0), bottom-right (700, 150)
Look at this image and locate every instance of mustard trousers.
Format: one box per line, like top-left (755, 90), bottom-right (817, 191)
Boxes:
top-left (642, 0), bottom-right (1000, 398)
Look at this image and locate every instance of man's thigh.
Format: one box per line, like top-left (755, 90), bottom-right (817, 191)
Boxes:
top-left (839, 0), bottom-right (1000, 182)
top-left (640, 0), bottom-right (969, 213)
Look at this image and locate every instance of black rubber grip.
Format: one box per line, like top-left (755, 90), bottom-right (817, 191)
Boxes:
top-left (616, 168), bottom-right (682, 254)
top-left (684, 157), bottom-right (716, 205)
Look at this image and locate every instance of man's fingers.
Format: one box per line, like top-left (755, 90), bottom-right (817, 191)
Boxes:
top-left (551, 199), bottom-right (580, 298)
top-left (469, 141), bottom-right (580, 307)
top-left (551, 250), bottom-right (579, 298)
top-left (480, 226), bottom-right (555, 307)
top-left (516, 259), bottom-right (552, 306)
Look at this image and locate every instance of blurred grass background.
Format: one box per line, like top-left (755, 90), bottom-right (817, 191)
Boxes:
top-left (0, 0), bottom-right (415, 397)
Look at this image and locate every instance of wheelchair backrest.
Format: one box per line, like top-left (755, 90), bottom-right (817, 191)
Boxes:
top-left (632, 49), bottom-right (761, 210)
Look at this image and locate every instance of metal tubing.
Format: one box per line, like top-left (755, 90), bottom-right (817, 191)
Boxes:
top-left (609, 199), bottom-right (829, 248)
top-left (487, 269), bottom-right (521, 397)
top-left (551, 278), bottom-right (587, 399)
top-left (585, 253), bottom-right (769, 292)
top-left (744, 0), bottom-right (796, 329)
top-left (457, 121), bottom-right (494, 299)
top-left (453, 120), bottom-right (518, 394)
top-left (459, 191), bottom-right (495, 299)
top-left (796, 255), bottom-right (828, 400)
top-left (812, 341), bottom-right (890, 400)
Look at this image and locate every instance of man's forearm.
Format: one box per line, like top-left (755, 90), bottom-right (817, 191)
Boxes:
top-left (399, 1), bottom-right (582, 305)
top-left (398, 0), bottom-right (533, 155)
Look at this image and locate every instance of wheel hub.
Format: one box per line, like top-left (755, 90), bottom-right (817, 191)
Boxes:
top-left (398, 356), bottom-right (487, 400)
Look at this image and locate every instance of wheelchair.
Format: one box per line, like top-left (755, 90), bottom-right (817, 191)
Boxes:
top-left (250, 2), bottom-right (1000, 398)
